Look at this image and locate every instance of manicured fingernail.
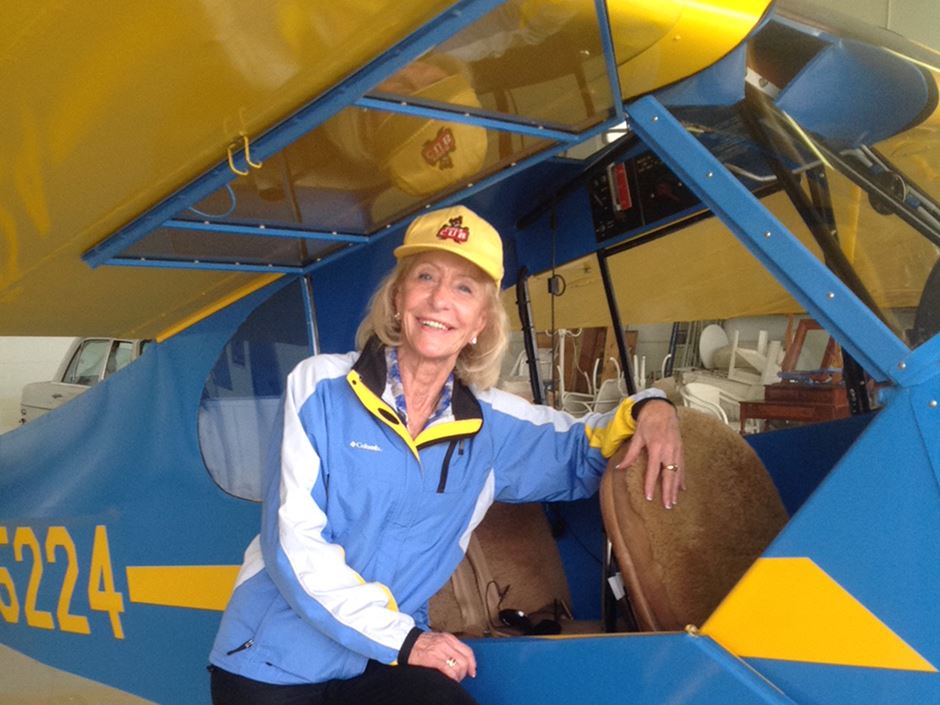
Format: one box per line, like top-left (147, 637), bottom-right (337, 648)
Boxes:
top-left (646, 494), bottom-right (653, 501)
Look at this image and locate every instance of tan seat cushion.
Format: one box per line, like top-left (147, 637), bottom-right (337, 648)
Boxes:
top-left (601, 407), bottom-right (788, 631)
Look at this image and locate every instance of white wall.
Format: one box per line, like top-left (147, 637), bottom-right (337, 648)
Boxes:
top-left (0, 338), bottom-right (76, 434)
top-left (835, 0), bottom-right (939, 48)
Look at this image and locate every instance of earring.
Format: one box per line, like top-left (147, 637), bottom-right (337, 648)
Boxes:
top-left (394, 311), bottom-right (401, 321)
top-left (470, 336), bottom-right (477, 345)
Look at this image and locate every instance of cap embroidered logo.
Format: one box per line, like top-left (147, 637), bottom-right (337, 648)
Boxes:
top-left (421, 127), bottom-right (457, 170)
top-left (436, 216), bottom-right (470, 244)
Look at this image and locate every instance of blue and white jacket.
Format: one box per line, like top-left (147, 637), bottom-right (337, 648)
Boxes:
top-left (209, 337), bottom-right (663, 684)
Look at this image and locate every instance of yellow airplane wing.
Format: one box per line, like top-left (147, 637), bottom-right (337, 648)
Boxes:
top-left (0, 0), bottom-right (771, 340)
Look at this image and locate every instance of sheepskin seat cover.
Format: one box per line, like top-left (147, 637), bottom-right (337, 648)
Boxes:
top-left (601, 407), bottom-right (788, 631)
top-left (429, 502), bottom-right (572, 636)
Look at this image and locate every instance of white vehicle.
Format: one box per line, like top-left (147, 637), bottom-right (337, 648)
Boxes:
top-left (19, 337), bottom-right (149, 423)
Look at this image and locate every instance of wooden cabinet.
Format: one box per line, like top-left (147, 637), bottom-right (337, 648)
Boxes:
top-left (738, 382), bottom-right (850, 433)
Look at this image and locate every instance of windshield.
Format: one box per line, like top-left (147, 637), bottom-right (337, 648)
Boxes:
top-left (501, 4), bottom-right (940, 412)
top-left (685, 10), bottom-right (940, 350)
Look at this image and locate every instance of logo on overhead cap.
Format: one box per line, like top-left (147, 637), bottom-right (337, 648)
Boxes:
top-left (436, 216), bottom-right (470, 244)
top-left (422, 127), bottom-right (457, 171)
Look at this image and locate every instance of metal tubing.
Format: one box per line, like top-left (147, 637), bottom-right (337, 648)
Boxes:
top-left (163, 219), bottom-right (369, 243)
top-left (515, 268), bottom-right (545, 405)
top-left (108, 258), bottom-right (302, 274)
top-left (597, 251), bottom-right (636, 395)
top-left (593, 0), bottom-right (626, 122)
top-left (354, 96), bottom-right (578, 143)
top-left (301, 275), bottom-right (320, 356)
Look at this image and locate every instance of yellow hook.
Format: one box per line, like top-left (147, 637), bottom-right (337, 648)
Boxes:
top-left (226, 143), bottom-right (249, 176)
top-left (243, 134), bottom-right (263, 169)
top-left (226, 134), bottom-right (262, 176)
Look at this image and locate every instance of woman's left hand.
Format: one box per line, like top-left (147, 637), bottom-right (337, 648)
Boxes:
top-left (616, 400), bottom-right (684, 508)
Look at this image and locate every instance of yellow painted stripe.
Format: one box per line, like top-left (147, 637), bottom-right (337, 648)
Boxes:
top-left (415, 419), bottom-right (482, 447)
top-left (702, 557), bottom-right (936, 672)
top-left (126, 565), bottom-right (240, 611)
top-left (155, 274), bottom-right (282, 342)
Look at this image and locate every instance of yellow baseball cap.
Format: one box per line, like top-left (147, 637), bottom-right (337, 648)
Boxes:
top-left (394, 205), bottom-right (504, 284)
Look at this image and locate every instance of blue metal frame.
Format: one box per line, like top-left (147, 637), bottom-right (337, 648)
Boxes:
top-left (81, 0), bottom-right (510, 269)
top-left (896, 331), bottom-right (940, 387)
top-left (353, 95), bottom-right (580, 143)
top-left (162, 219), bottom-right (369, 244)
top-left (624, 95), bottom-right (911, 385)
top-left (594, 0), bottom-right (626, 123)
top-left (301, 275), bottom-right (320, 356)
top-left (109, 258), bottom-right (304, 274)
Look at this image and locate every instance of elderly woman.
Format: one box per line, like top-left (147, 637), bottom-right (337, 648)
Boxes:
top-left (208, 205), bottom-right (683, 705)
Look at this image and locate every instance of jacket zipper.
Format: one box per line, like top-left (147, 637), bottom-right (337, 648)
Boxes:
top-left (226, 639), bottom-right (254, 656)
top-left (437, 441), bottom-right (457, 493)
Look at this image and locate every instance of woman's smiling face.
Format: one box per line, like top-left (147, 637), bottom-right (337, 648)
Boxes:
top-left (395, 251), bottom-right (489, 369)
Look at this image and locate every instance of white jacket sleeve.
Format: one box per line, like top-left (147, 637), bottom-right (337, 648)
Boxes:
top-left (259, 370), bottom-right (420, 665)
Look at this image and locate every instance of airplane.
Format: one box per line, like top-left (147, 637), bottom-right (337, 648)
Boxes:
top-left (1, 0), bottom-right (938, 703)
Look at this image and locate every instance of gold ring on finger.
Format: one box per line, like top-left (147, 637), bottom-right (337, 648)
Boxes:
top-left (663, 464), bottom-right (679, 472)
top-left (445, 657), bottom-right (458, 669)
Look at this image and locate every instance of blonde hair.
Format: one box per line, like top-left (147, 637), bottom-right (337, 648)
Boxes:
top-left (356, 257), bottom-right (509, 389)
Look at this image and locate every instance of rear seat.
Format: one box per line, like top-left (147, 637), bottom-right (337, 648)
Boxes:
top-left (429, 502), bottom-right (600, 637)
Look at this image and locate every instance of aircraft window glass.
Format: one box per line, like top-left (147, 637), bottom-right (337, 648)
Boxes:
top-left (732, 94), bottom-right (940, 350)
top-left (681, 27), bottom-right (940, 350)
top-left (770, 164), bottom-right (940, 349)
top-left (121, 116), bottom-right (556, 268)
top-left (500, 258), bottom-right (628, 414)
top-left (199, 280), bottom-right (312, 501)
top-left (374, 0), bottom-right (636, 131)
top-left (122, 225), bottom-right (341, 269)
top-left (506, 201), bottom-right (834, 428)
top-left (62, 339), bottom-right (110, 386)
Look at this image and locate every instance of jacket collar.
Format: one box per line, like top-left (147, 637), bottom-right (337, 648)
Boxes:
top-left (352, 335), bottom-right (482, 424)
top-left (347, 337), bottom-right (483, 456)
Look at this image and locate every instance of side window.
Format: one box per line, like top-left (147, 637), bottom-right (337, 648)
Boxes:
top-left (104, 341), bottom-right (135, 378)
top-left (199, 280), bottom-right (312, 500)
top-left (62, 339), bottom-right (110, 386)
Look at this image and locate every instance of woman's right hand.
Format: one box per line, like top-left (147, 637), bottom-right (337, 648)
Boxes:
top-left (407, 631), bottom-right (477, 682)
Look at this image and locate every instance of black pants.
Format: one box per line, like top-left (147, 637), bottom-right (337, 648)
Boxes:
top-left (210, 661), bottom-right (480, 705)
